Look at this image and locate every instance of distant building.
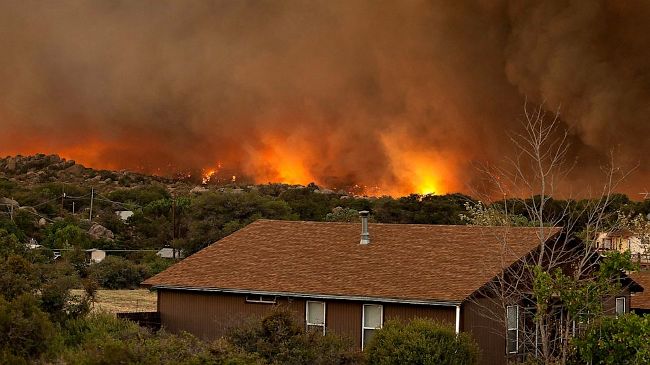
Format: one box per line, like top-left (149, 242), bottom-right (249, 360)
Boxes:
top-left (157, 247), bottom-right (183, 259)
top-left (596, 230), bottom-right (649, 265)
top-left (86, 248), bottom-right (106, 263)
top-left (26, 238), bottom-right (41, 249)
top-left (115, 210), bottom-right (134, 221)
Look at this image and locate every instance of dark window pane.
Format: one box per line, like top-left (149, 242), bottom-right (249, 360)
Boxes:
top-left (363, 329), bottom-right (376, 348)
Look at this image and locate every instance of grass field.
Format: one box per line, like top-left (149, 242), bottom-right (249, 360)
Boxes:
top-left (71, 289), bottom-right (157, 313)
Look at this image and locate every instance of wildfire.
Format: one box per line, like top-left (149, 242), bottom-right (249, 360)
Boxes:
top-left (379, 132), bottom-right (449, 197)
top-left (201, 163), bottom-right (223, 184)
top-left (202, 170), bottom-right (216, 184)
top-left (2, 132), bottom-right (452, 197)
top-left (230, 132), bottom-right (451, 196)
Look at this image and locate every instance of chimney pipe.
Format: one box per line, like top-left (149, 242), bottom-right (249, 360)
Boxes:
top-left (359, 210), bottom-right (370, 245)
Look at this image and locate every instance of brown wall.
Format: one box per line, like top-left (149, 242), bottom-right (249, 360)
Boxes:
top-left (158, 289), bottom-right (456, 348)
top-left (462, 297), bottom-right (507, 365)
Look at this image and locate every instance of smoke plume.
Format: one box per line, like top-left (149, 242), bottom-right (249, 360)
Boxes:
top-left (0, 1), bottom-right (648, 196)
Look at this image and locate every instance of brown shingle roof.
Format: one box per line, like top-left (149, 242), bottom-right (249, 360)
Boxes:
top-left (630, 271), bottom-right (650, 310)
top-left (143, 220), bottom-right (561, 303)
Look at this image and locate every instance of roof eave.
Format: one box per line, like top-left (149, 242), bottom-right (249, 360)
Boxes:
top-left (150, 285), bottom-right (462, 307)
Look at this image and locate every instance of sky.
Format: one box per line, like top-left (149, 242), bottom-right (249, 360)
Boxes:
top-left (0, 1), bottom-right (648, 197)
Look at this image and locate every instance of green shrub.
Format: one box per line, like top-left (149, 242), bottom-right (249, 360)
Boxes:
top-left (141, 253), bottom-right (175, 276)
top-left (89, 256), bottom-right (149, 289)
top-left (0, 295), bottom-right (61, 361)
top-left (572, 314), bottom-right (650, 365)
top-left (365, 319), bottom-right (479, 365)
top-left (228, 307), bottom-right (362, 365)
top-left (0, 254), bottom-right (39, 300)
top-left (62, 314), bottom-right (213, 365)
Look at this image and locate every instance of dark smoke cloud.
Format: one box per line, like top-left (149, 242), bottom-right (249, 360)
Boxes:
top-left (0, 1), bottom-right (647, 195)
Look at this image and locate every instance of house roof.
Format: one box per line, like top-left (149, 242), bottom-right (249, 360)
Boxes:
top-left (143, 220), bottom-right (561, 303)
top-left (630, 271), bottom-right (650, 310)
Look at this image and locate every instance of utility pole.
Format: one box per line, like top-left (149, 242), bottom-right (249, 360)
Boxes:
top-left (172, 197), bottom-right (176, 239)
top-left (89, 187), bottom-right (94, 221)
top-left (72, 201), bottom-right (75, 215)
top-left (61, 191), bottom-right (66, 217)
top-left (9, 196), bottom-right (13, 222)
top-left (172, 196), bottom-right (177, 259)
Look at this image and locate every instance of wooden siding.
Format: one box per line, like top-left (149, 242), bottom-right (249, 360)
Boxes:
top-left (158, 289), bottom-right (456, 348)
top-left (462, 298), bottom-right (507, 365)
top-left (158, 289), bottom-right (304, 339)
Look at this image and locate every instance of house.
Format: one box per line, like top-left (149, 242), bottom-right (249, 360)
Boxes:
top-left (143, 217), bottom-right (640, 365)
top-left (86, 248), bottom-right (106, 263)
top-left (630, 271), bottom-right (650, 315)
top-left (596, 229), bottom-right (649, 265)
top-left (115, 210), bottom-right (134, 221)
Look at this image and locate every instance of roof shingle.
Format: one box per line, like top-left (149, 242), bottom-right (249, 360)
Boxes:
top-left (143, 220), bottom-right (560, 302)
top-left (630, 271), bottom-right (650, 310)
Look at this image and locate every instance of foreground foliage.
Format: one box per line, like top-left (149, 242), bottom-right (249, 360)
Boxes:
top-left (572, 314), bottom-right (650, 365)
top-left (227, 308), bottom-right (362, 365)
top-left (365, 319), bottom-right (479, 365)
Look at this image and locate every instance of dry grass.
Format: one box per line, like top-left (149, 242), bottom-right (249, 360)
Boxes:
top-left (71, 289), bottom-right (157, 313)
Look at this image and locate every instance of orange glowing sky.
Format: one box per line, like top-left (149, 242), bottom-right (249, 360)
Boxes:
top-left (1, 1), bottom-right (649, 197)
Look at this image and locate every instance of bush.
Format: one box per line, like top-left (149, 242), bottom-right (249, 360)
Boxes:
top-left (62, 314), bottom-right (213, 364)
top-left (0, 295), bottom-right (61, 361)
top-left (365, 319), bottom-right (479, 365)
top-left (228, 307), bottom-right (362, 365)
top-left (572, 314), bottom-right (650, 365)
top-left (89, 256), bottom-right (149, 289)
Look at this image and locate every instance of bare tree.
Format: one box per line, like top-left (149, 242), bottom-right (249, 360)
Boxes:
top-left (465, 103), bottom-right (636, 364)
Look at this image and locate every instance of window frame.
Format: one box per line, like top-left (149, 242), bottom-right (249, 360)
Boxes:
top-left (305, 301), bottom-right (326, 335)
top-left (245, 295), bottom-right (277, 304)
top-left (506, 305), bottom-right (519, 354)
top-left (615, 297), bottom-right (626, 315)
top-left (361, 304), bottom-right (383, 350)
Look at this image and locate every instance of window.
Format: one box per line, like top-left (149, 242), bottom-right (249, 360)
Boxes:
top-left (506, 305), bottom-right (519, 354)
top-left (362, 304), bottom-right (383, 349)
top-left (306, 301), bottom-right (326, 334)
top-left (616, 297), bottom-right (626, 315)
top-left (245, 295), bottom-right (276, 304)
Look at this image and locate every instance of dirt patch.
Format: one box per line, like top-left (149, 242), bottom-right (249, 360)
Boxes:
top-left (71, 289), bottom-right (157, 313)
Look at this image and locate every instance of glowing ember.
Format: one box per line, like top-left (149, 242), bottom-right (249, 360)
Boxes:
top-left (201, 163), bottom-right (222, 184)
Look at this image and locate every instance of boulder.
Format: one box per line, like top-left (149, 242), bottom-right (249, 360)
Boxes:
top-left (88, 224), bottom-right (115, 241)
top-left (0, 197), bottom-right (19, 207)
top-left (190, 186), bottom-right (209, 193)
top-left (64, 164), bottom-right (85, 176)
top-left (5, 157), bottom-right (16, 171)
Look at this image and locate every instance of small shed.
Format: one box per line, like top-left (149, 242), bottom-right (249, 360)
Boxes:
top-left (115, 210), bottom-right (134, 221)
top-left (86, 248), bottom-right (106, 263)
top-left (157, 247), bottom-right (183, 259)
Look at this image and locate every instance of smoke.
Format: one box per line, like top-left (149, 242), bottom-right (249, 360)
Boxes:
top-left (0, 1), bottom-right (647, 195)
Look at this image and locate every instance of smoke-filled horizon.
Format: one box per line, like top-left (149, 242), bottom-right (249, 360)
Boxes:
top-left (0, 1), bottom-right (648, 196)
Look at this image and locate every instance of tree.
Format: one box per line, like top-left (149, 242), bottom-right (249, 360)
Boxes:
top-left (184, 191), bottom-right (297, 253)
top-left (365, 319), bottom-right (479, 365)
top-left (325, 207), bottom-right (362, 222)
top-left (0, 295), bottom-right (60, 362)
top-left (89, 256), bottom-right (148, 289)
top-left (466, 103), bottom-right (636, 364)
top-left (573, 314), bottom-right (650, 364)
top-left (43, 222), bottom-right (92, 249)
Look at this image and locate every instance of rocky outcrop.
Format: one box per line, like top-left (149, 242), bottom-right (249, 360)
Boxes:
top-left (88, 224), bottom-right (115, 241)
top-left (0, 154), bottom-right (173, 189)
